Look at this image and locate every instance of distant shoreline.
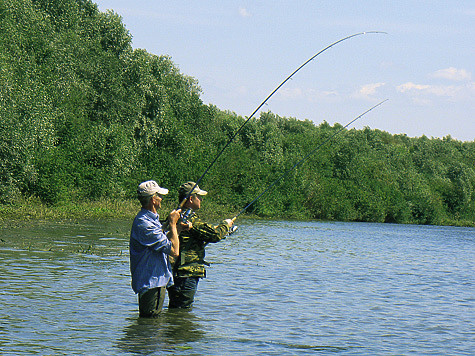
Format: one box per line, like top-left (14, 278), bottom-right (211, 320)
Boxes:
top-left (1, 199), bottom-right (473, 228)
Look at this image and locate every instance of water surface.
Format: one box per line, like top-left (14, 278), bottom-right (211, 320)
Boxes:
top-left (1, 220), bottom-right (473, 355)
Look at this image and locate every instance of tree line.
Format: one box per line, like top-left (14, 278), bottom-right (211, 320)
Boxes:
top-left (1, 0), bottom-right (474, 226)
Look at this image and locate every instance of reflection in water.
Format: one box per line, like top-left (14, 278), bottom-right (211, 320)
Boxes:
top-left (117, 309), bottom-right (205, 355)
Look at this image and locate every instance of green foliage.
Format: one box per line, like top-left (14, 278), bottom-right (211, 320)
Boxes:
top-left (1, 0), bottom-right (474, 227)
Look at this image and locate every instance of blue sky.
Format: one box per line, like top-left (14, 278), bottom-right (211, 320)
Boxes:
top-left (95, 1), bottom-right (474, 142)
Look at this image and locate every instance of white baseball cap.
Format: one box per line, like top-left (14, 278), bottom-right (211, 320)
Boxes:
top-left (137, 180), bottom-right (169, 197)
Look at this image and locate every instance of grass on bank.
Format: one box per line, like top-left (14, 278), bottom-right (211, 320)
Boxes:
top-left (0, 196), bottom-right (473, 228)
top-left (0, 196), bottom-right (245, 226)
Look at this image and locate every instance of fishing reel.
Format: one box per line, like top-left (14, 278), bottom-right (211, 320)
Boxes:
top-left (228, 225), bottom-right (238, 236)
top-left (179, 208), bottom-right (195, 224)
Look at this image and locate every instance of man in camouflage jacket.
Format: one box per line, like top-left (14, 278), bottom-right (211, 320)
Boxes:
top-left (167, 181), bottom-right (234, 309)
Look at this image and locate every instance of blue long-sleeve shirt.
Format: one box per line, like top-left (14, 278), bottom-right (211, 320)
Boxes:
top-left (129, 209), bottom-right (173, 294)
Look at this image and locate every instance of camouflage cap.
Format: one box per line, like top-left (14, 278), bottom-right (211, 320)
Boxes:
top-left (179, 181), bottom-right (208, 197)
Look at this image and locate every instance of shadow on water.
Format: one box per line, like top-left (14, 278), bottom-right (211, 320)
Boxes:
top-left (117, 309), bottom-right (205, 355)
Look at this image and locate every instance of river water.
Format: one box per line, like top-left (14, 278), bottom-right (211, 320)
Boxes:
top-left (0, 219), bottom-right (473, 355)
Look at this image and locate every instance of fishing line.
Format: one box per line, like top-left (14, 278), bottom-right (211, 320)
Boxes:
top-left (178, 31), bottom-right (387, 209)
top-left (231, 99), bottom-right (389, 222)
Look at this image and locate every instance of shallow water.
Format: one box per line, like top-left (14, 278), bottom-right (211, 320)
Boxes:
top-left (1, 219), bottom-right (474, 355)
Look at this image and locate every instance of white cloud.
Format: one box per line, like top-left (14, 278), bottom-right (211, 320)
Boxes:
top-left (239, 7), bottom-right (251, 17)
top-left (396, 81), bottom-right (475, 104)
top-left (396, 82), bottom-right (430, 93)
top-left (397, 82), bottom-right (459, 97)
top-left (352, 82), bottom-right (386, 100)
top-left (430, 67), bottom-right (472, 81)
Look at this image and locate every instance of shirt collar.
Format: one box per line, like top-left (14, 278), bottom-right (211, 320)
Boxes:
top-left (141, 208), bottom-right (159, 220)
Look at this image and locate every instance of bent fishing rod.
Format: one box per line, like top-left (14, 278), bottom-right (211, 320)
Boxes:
top-left (177, 31), bottom-right (387, 211)
top-left (230, 99), bottom-right (389, 224)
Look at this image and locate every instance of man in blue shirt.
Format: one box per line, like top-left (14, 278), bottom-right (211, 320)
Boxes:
top-left (130, 180), bottom-right (189, 317)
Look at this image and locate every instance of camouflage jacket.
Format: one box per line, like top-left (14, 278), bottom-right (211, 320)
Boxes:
top-left (173, 214), bottom-right (229, 278)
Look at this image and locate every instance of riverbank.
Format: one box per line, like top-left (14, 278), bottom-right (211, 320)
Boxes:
top-left (0, 197), bottom-right (245, 227)
top-left (0, 197), bottom-right (473, 228)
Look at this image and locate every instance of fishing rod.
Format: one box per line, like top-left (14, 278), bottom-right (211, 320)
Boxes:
top-left (177, 31), bottom-right (387, 211)
top-left (230, 99), bottom-right (389, 223)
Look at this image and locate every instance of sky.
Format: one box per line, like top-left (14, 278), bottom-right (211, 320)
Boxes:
top-left (94, 1), bottom-right (474, 142)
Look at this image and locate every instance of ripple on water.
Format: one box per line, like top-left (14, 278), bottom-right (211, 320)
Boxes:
top-left (1, 219), bottom-right (474, 355)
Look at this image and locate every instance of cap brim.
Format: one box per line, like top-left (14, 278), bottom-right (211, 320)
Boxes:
top-left (196, 189), bottom-right (207, 195)
top-left (157, 187), bottom-right (169, 195)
